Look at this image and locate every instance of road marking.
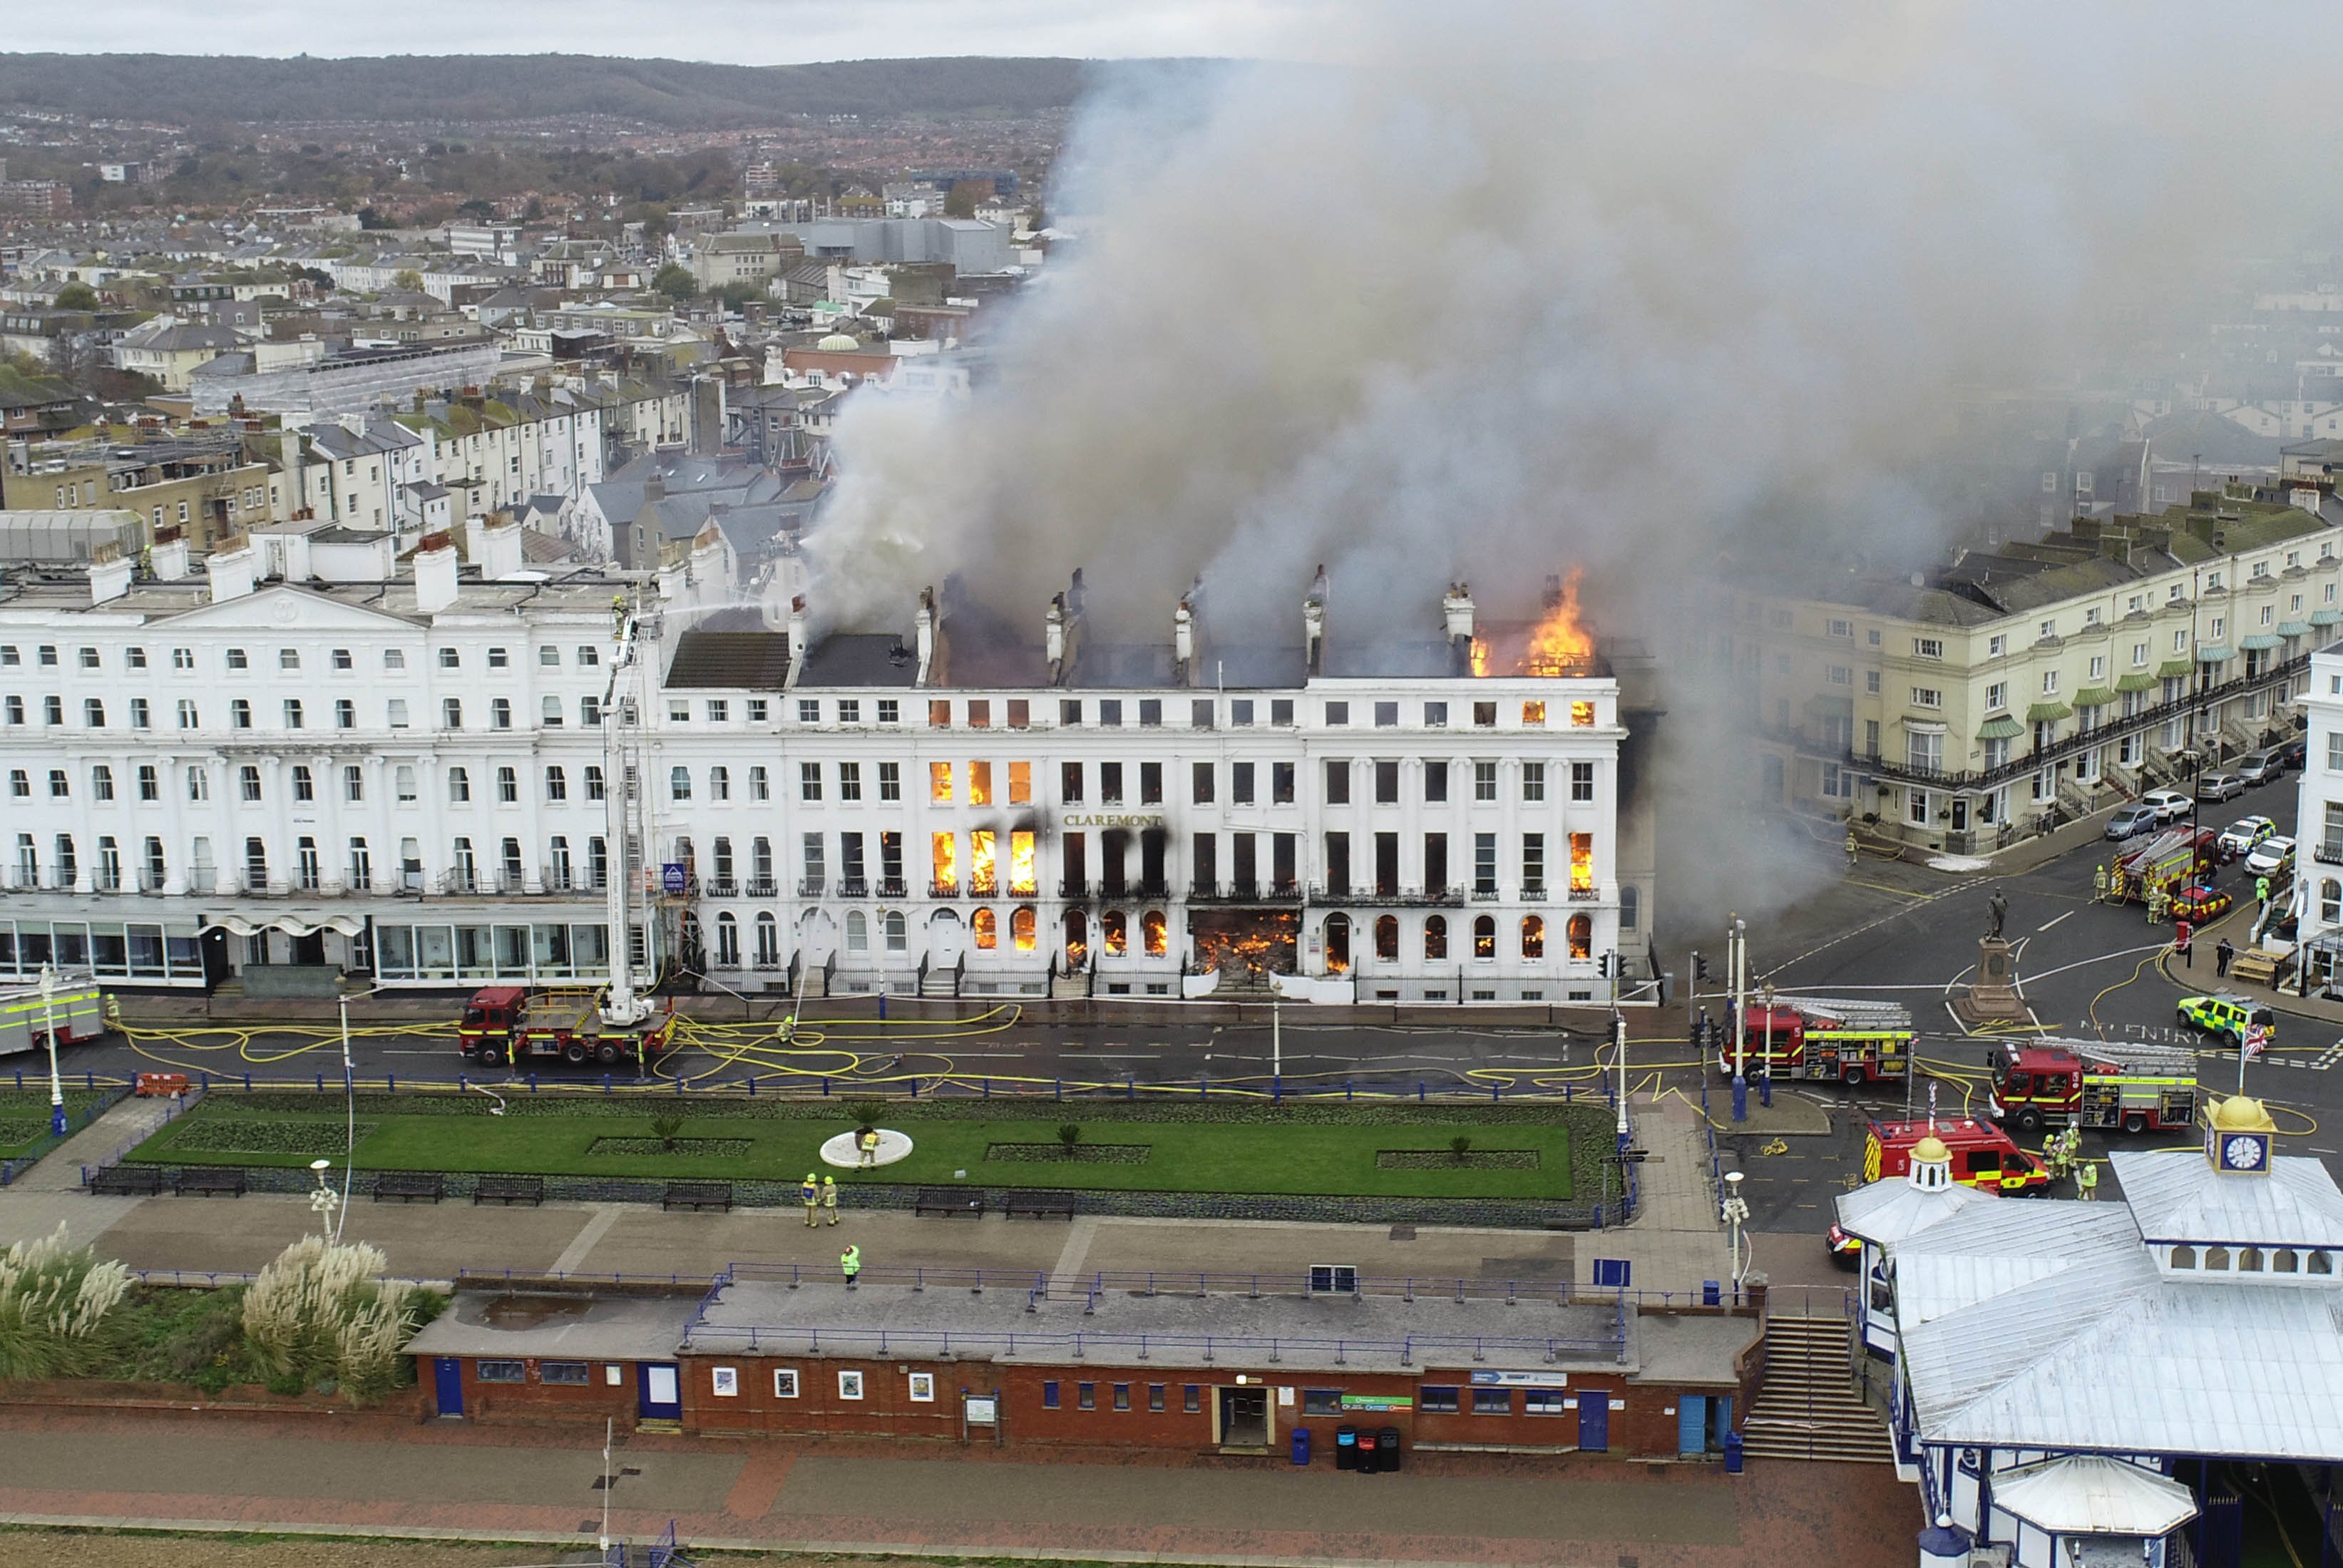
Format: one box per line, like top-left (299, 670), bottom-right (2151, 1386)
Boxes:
top-left (2316, 1040), bottom-right (2343, 1071)
top-left (1088, 1053), bottom-right (1161, 1061)
top-left (2036, 911), bottom-right (2073, 933)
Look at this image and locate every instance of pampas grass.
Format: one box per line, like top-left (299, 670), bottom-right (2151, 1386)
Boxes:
top-left (0, 1224), bottom-right (131, 1378)
top-left (242, 1236), bottom-right (424, 1403)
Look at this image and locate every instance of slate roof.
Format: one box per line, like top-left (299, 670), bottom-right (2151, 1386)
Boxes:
top-left (664, 630), bottom-right (796, 691)
top-left (2111, 1149), bottom-right (2343, 1249)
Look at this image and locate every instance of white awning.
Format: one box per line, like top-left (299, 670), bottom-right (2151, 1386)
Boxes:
top-left (1992, 1455), bottom-right (2198, 1537)
top-left (209, 913), bottom-right (367, 938)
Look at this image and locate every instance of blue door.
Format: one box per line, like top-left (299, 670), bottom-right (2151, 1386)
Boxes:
top-left (1578, 1393), bottom-right (1609, 1452)
top-left (433, 1357), bottom-right (464, 1418)
top-left (637, 1362), bottom-right (682, 1420)
top-left (1678, 1395), bottom-right (1708, 1455)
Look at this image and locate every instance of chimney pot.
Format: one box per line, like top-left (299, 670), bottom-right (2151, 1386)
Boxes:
top-left (413, 536), bottom-right (460, 615)
top-left (205, 543), bottom-right (256, 604)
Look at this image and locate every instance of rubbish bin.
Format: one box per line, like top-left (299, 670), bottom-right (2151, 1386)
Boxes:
top-left (1335, 1424), bottom-right (1358, 1470)
top-left (1356, 1440), bottom-right (1379, 1475)
top-left (1378, 1426), bottom-right (1403, 1473)
top-left (1291, 1427), bottom-right (1313, 1467)
top-left (1702, 1279), bottom-right (1721, 1307)
top-left (1723, 1429), bottom-right (1744, 1475)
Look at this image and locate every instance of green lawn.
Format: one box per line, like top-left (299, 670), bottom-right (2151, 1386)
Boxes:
top-left (0, 1090), bottom-right (114, 1159)
top-left (130, 1099), bottom-right (1584, 1201)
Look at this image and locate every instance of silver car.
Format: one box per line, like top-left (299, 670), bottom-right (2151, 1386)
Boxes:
top-left (2196, 772), bottom-right (2244, 803)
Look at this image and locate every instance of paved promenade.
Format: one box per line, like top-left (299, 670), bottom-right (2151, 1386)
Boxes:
top-left (0, 1407), bottom-right (1917, 1567)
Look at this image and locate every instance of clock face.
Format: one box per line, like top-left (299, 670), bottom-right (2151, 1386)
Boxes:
top-left (2224, 1134), bottom-right (2266, 1171)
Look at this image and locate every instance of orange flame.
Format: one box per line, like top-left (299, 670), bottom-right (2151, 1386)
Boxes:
top-left (1470, 566), bottom-right (1595, 677)
top-left (969, 830), bottom-right (996, 895)
top-left (930, 831), bottom-right (957, 892)
top-left (1009, 830), bottom-right (1036, 896)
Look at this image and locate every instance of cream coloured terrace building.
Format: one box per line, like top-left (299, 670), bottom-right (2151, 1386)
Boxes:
top-left (1722, 486), bottom-right (2342, 852)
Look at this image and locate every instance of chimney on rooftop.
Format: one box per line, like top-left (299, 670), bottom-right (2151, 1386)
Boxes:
top-left (786, 593), bottom-right (809, 688)
top-left (914, 585), bottom-right (939, 688)
top-left (1442, 581), bottom-right (1475, 643)
top-left (150, 533), bottom-right (190, 581)
top-left (205, 541), bottom-right (255, 604)
top-left (1045, 593), bottom-right (1067, 681)
top-left (88, 550), bottom-right (132, 606)
top-left (473, 514), bottom-right (525, 582)
top-left (1173, 586), bottom-right (1196, 687)
top-left (643, 473), bottom-right (665, 503)
top-left (1303, 563), bottom-right (1328, 678)
top-left (413, 530), bottom-right (459, 615)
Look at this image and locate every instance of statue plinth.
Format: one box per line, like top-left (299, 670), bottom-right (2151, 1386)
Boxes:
top-left (1953, 936), bottom-right (2030, 1023)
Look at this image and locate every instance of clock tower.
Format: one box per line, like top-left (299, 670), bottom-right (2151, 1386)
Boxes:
top-left (2205, 1095), bottom-right (2275, 1177)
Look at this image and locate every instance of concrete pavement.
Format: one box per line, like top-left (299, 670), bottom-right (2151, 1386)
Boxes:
top-left (0, 1406), bottom-right (1917, 1567)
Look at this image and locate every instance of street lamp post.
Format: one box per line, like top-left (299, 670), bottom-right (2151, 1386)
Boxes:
top-left (1758, 981), bottom-right (1775, 1110)
top-left (1271, 992), bottom-right (1282, 1102)
top-left (40, 965), bottom-right (63, 1136)
top-left (1728, 915), bottom-right (1748, 1124)
top-left (1613, 1010), bottom-right (1629, 1156)
top-left (1722, 1170), bottom-right (1749, 1288)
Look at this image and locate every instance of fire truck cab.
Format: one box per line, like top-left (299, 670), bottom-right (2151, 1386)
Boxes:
top-left (1864, 1117), bottom-right (2049, 1194)
top-left (1718, 995), bottom-right (1912, 1085)
top-left (1986, 1038), bottom-right (2198, 1134)
top-left (458, 985), bottom-right (673, 1070)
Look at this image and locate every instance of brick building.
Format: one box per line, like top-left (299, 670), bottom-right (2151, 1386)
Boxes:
top-left (411, 1266), bottom-right (1761, 1465)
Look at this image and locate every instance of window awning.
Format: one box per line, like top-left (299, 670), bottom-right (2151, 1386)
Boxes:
top-left (2071, 687), bottom-right (2115, 708)
top-left (1977, 716), bottom-right (2025, 740)
top-left (2194, 645), bottom-right (2232, 663)
top-left (2026, 702), bottom-right (2072, 723)
top-left (2239, 633), bottom-right (2283, 651)
top-left (2158, 659), bottom-right (2197, 678)
top-left (2278, 621), bottom-right (2313, 638)
top-left (2116, 672), bottom-right (2159, 692)
top-left (2314, 608), bottom-right (2343, 627)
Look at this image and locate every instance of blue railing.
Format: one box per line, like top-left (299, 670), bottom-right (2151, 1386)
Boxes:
top-left (0, 1081), bottom-right (131, 1186)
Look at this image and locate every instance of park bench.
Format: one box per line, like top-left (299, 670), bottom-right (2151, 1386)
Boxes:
top-left (1004, 1189), bottom-right (1079, 1221)
top-left (88, 1164), bottom-right (163, 1197)
top-left (473, 1174), bottom-right (545, 1207)
top-left (173, 1167), bottom-right (246, 1198)
top-left (373, 1172), bottom-right (445, 1204)
top-left (662, 1179), bottom-right (734, 1212)
top-left (914, 1186), bottom-right (986, 1219)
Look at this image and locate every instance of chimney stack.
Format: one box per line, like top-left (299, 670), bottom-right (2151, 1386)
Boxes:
top-left (412, 531), bottom-right (460, 615)
top-left (150, 533), bottom-right (190, 581)
top-left (1045, 593), bottom-right (1067, 682)
top-left (88, 551), bottom-right (132, 606)
top-left (913, 585), bottom-right (938, 687)
top-left (473, 515), bottom-right (526, 581)
top-left (1303, 563), bottom-right (1328, 678)
top-left (786, 593), bottom-right (810, 688)
top-left (1173, 595), bottom-right (1194, 682)
top-left (205, 542), bottom-right (256, 604)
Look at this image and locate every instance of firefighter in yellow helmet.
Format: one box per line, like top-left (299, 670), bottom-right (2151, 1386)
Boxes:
top-left (821, 1174), bottom-right (839, 1226)
top-left (2076, 1159), bottom-right (2098, 1202)
top-left (799, 1172), bottom-right (820, 1227)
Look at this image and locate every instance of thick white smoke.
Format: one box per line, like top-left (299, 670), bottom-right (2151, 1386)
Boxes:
top-left (805, 0), bottom-right (2342, 928)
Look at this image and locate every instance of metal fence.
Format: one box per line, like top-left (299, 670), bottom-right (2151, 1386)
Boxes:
top-left (0, 1081), bottom-right (131, 1187)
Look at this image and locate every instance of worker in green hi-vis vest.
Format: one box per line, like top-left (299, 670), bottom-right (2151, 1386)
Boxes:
top-left (840, 1244), bottom-right (861, 1284)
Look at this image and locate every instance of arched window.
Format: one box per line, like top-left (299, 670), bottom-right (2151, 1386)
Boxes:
top-left (1521, 915), bottom-right (1545, 959)
top-left (670, 765), bottom-right (692, 801)
top-left (973, 907), bottom-right (998, 950)
top-left (883, 911), bottom-right (908, 953)
top-left (2274, 1249), bottom-right (2300, 1274)
top-left (1325, 913), bottom-right (1351, 973)
top-left (1620, 883), bottom-right (1639, 931)
top-left (1472, 915), bottom-right (1495, 959)
top-left (1374, 914), bottom-right (1399, 960)
top-left (1103, 910), bottom-right (1128, 955)
top-left (1064, 908), bottom-right (1088, 965)
top-left (1014, 906), bottom-right (1038, 951)
top-left (846, 910), bottom-right (868, 953)
top-left (2324, 879), bottom-right (2341, 924)
top-left (2170, 1245), bottom-right (2196, 1269)
top-left (754, 911), bottom-right (779, 966)
top-left (2205, 1246), bottom-right (2231, 1271)
top-left (1424, 914), bottom-right (1448, 960)
top-left (2314, 1251), bottom-right (2335, 1276)
top-left (1142, 909), bottom-right (1167, 956)
top-left (1567, 912), bottom-right (1592, 959)
top-left (2240, 1247), bottom-right (2265, 1272)
top-left (714, 912), bottom-right (740, 968)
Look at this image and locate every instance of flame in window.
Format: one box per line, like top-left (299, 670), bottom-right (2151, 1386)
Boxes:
top-left (969, 761), bottom-right (992, 806)
top-left (1569, 831), bottom-right (1594, 893)
top-left (1009, 830), bottom-right (1036, 895)
top-left (929, 762), bottom-right (952, 803)
top-left (969, 831), bottom-right (996, 895)
top-left (931, 831), bottom-right (957, 893)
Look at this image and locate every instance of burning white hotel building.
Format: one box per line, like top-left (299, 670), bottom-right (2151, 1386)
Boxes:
top-left (0, 536), bottom-right (1655, 1006)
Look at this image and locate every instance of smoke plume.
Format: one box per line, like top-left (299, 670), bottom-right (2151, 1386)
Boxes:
top-left (807, 0), bottom-right (2342, 932)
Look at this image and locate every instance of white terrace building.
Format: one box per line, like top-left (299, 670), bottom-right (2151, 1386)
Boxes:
top-left (0, 545), bottom-right (1654, 1005)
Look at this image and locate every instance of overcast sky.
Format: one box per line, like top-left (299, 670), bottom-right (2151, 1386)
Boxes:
top-left (9, 1), bottom-right (1324, 63)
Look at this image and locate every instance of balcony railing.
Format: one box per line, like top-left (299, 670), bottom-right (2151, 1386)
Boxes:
top-left (877, 878), bottom-right (908, 900)
top-left (705, 878), bottom-right (738, 898)
top-left (928, 880), bottom-right (961, 899)
top-left (834, 878), bottom-right (868, 899)
top-left (1306, 883), bottom-right (1465, 907)
top-left (1567, 885), bottom-right (1600, 901)
top-left (745, 877), bottom-right (779, 898)
top-left (796, 876), bottom-right (827, 898)
top-left (2316, 844), bottom-right (2343, 868)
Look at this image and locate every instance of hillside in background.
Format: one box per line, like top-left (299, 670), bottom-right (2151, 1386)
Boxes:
top-left (0, 53), bottom-right (1137, 128)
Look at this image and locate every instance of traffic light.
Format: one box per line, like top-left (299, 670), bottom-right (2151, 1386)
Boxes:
top-left (1599, 952), bottom-right (1614, 979)
top-left (1692, 950), bottom-right (1710, 984)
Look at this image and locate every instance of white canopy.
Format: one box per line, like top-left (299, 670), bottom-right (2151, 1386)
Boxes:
top-left (1993, 1455), bottom-right (2197, 1537)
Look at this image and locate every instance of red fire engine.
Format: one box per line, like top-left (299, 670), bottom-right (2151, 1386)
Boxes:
top-left (1985, 1038), bottom-right (2198, 1135)
top-left (1863, 1117), bottom-right (2049, 1194)
top-left (1715, 995), bottom-right (1912, 1086)
top-left (457, 988), bottom-right (675, 1070)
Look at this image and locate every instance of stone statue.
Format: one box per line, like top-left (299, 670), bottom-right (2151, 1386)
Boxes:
top-left (1986, 890), bottom-right (2009, 941)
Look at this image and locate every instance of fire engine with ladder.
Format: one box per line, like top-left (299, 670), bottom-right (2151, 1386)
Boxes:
top-left (1712, 995), bottom-right (1912, 1086)
top-left (1984, 1037), bottom-right (2199, 1135)
top-left (456, 600), bottom-right (675, 1072)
